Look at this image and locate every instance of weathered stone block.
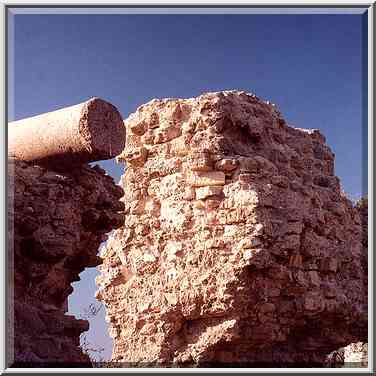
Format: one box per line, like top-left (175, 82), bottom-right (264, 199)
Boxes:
top-left (129, 119), bottom-right (147, 136)
top-left (188, 171), bottom-right (226, 187)
top-left (154, 125), bottom-right (182, 144)
top-left (195, 186), bottom-right (223, 200)
top-left (119, 146), bottom-right (148, 167)
top-left (320, 257), bottom-right (338, 273)
top-left (215, 158), bottom-right (239, 172)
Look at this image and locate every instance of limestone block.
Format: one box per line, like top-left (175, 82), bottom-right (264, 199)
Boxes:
top-left (129, 119), bottom-right (147, 136)
top-left (119, 146), bottom-right (148, 167)
top-left (154, 125), bottom-right (182, 144)
top-left (215, 158), bottom-right (239, 172)
top-left (188, 171), bottom-right (226, 187)
top-left (188, 152), bottom-right (213, 171)
top-left (195, 186), bottom-right (223, 200)
top-left (320, 257), bottom-right (338, 273)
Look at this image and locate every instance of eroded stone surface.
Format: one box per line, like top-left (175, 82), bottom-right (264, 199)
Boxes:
top-left (97, 91), bottom-right (367, 366)
top-left (325, 198), bottom-right (368, 368)
top-left (8, 98), bottom-right (125, 170)
top-left (10, 160), bottom-right (124, 366)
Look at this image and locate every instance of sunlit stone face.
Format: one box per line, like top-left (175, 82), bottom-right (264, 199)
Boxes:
top-left (98, 91), bottom-right (366, 366)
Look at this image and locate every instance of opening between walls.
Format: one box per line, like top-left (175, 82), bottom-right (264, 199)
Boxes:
top-left (67, 242), bottom-right (113, 363)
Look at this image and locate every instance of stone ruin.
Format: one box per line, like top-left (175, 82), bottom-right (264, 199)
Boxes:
top-left (8, 98), bottom-right (126, 366)
top-left (8, 91), bottom-right (368, 367)
top-left (97, 91), bottom-right (368, 366)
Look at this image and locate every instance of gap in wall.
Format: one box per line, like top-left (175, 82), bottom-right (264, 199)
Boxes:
top-left (67, 243), bottom-right (113, 362)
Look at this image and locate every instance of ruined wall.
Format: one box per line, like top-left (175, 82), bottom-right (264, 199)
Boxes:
top-left (325, 196), bottom-right (368, 368)
top-left (97, 91), bottom-right (367, 366)
top-left (8, 97), bottom-right (126, 366)
top-left (9, 160), bottom-right (124, 366)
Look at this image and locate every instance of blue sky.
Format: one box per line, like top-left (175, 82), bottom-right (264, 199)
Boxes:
top-left (10, 10), bottom-right (368, 361)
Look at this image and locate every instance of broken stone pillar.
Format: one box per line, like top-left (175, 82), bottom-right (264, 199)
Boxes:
top-left (97, 91), bottom-right (367, 366)
top-left (8, 97), bottom-right (125, 170)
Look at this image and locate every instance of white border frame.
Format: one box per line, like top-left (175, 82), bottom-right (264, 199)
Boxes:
top-left (1, 1), bottom-right (373, 373)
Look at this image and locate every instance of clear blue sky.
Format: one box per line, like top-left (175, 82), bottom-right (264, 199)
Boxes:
top-left (9, 10), bottom-right (368, 361)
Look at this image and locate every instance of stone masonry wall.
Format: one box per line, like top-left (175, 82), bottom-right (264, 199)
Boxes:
top-left (9, 160), bottom-right (124, 366)
top-left (97, 91), bottom-right (367, 366)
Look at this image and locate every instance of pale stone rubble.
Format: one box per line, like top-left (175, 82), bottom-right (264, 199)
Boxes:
top-left (97, 91), bottom-right (367, 366)
top-left (344, 342), bottom-right (368, 366)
